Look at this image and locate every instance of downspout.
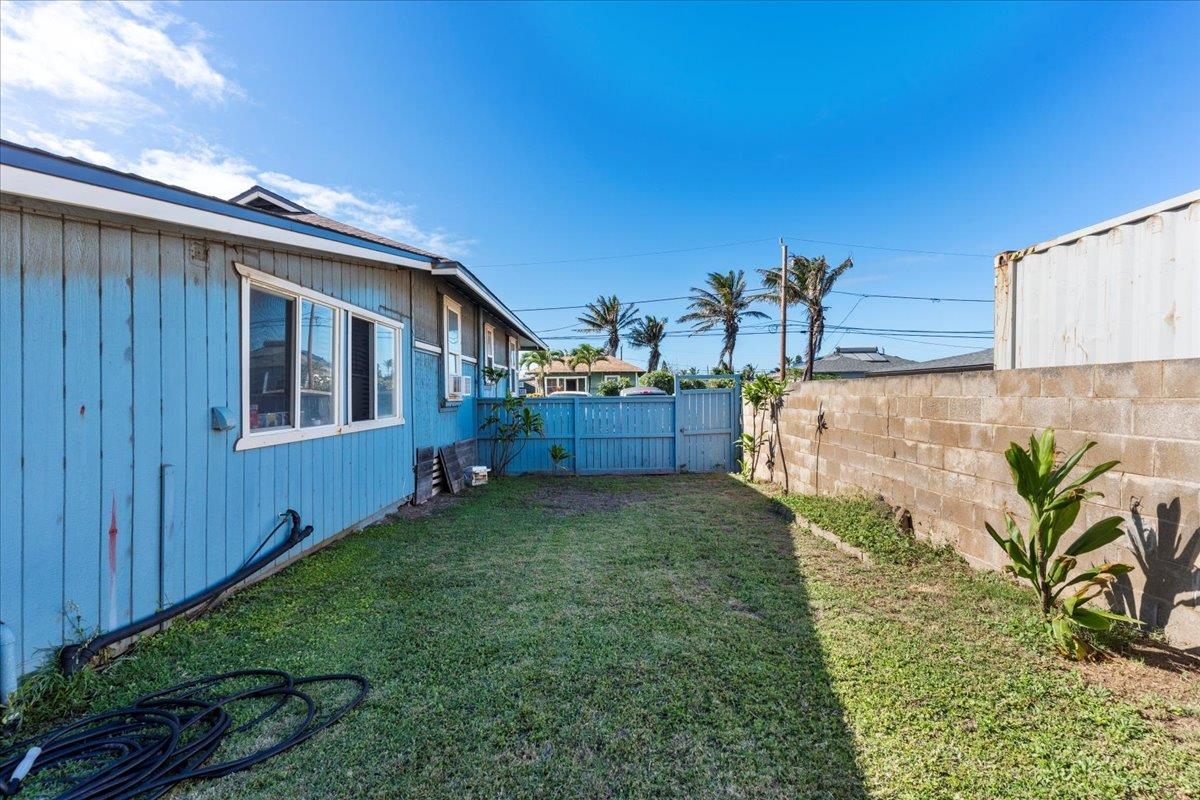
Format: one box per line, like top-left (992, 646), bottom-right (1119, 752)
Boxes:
top-left (1, 621), bottom-right (16, 706)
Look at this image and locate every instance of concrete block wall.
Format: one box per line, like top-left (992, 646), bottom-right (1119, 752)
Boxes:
top-left (749, 359), bottom-right (1200, 647)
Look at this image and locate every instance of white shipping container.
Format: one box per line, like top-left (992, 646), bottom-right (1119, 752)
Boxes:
top-left (994, 190), bottom-right (1200, 369)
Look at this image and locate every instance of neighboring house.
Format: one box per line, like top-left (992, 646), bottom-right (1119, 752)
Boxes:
top-left (876, 348), bottom-right (994, 376)
top-left (527, 355), bottom-right (643, 394)
top-left (808, 346), bottom-right (916, 378)
top-left (0, 141), bottom-right (543, 675)
top-left (994, 190), bottom-right (1199, 369)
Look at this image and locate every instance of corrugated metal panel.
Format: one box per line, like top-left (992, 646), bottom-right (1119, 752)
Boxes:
top-left (997, 193), bottom-right (1199, 368)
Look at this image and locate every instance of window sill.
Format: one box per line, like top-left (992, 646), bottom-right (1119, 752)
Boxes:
top-left (235, 416), bottom-right (405, 451)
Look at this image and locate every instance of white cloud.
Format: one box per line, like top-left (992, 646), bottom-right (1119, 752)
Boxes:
top-left (129, 142), bottom-right (257, 199)
top-left (5, 130), bottom-right (469, 256)
top-left (7, 129), bottom-right (119, 167)
top-left (0, 1), bottom-right (468, 256)
top-left (0, 0), bottom-right (237, 130)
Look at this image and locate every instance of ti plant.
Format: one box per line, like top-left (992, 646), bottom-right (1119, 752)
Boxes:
top-left (480, 394), bottom-right (545, 478)
top-left (986, 429), bottom-right (1137, 659)
top-left (482, 364), bottom-right (509, 386)
top-left (740, 374), bottom-right (784, 480)
top-left (549, 444), bottom-right (573, 473)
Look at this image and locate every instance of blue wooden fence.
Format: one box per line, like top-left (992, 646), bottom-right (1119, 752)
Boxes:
top-left (478, 381), bottom-right (740, 476)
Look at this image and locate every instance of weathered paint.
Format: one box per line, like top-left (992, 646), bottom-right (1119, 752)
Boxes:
top-left (0, 198), bottom-right (521, 676)
top-left (995, 192), bottom-right (1200, 369)
top-left (479, 390), bottom-right (740, 475)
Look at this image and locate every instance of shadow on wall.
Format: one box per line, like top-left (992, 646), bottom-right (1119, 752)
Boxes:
top-left (1109, 498), bottom-right (1200, 649)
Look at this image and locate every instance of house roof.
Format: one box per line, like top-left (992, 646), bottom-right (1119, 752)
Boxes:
top-left (0, 140), bottom-right (545, 348)
top-left (540, 355), bottom-right (644, 374)
top-left (876, 348), bottom-right (994, 376)
top-left (229, 184), bottom-right (442, 259)
top-left (810, 346), bottom-right (916, 375)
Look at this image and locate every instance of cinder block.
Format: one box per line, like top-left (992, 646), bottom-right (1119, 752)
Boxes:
top-left (1133, 400), bottom-right (1200, 440)
top-left (959, 423), bottom-right (996, 451)
top-left (907, 374), bottom-right (932, 397)
top-left (916, 442), bottom-right (944, 469)
top-left (1093, 361), bottom-right (1163, 398)
top-left (1162, 359), bottom-right (1200, 398)
top-left (931, 373), bottom-right (963, 397)
top-left (996, 368), bottom-right (1040, 397)
top-left (921, 396), bottom-right (950, 420)
top-left (1022, 396), bottom-right (1071, 428)
top-left (1071, 398), bottom-right (1131, 434)
top-left (947, 396), bottom-right (982, 422)
top-left (1040, 365), bottom-right (1094, 398)
top-left (1153, 439), bottom-right (1200, 483)
top-left (982, 396), bottom-right (1023, 426)
top-left (962, 372), bottom-right (997, 398)
top-left (929, 420), bottom-right (961, 447)
top-left (943, 446), bottom-right (978, 476)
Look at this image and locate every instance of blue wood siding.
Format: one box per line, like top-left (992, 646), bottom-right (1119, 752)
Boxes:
top-left (0, 203), bottom-right (487, 675)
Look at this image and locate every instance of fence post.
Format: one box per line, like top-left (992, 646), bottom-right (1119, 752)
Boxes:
top-left (673, 376), bottom-right (683, 473)
top-left (572, 397), bottom-right (581, 476)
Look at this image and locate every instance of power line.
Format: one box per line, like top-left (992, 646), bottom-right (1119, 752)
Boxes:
top-left (515, 286), bottom-right (991, 313)
top-left (829, 289), bottom-right (991, 303)
top-left (472, 237), bottom-right (777, 268)
top-left (473, 233), bottom-right (993, 269)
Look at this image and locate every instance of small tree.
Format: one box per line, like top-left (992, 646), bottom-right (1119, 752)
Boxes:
top-left (480, 394), bottom-right (545, 477)
top-left (521, 349), bottom-right (559, 395)
top-left (549, 444), bottom-right (572, 473)
top-left (741, 374), bottom-right (784, 479)
top-left (639, 370), bottom-right (675, 394)
top-left (568, 344), bottom-right (605, 389)
top-left (986, 430), bottom-right (1137, 659)
top-left (630, 315), bottom-right (668, 372)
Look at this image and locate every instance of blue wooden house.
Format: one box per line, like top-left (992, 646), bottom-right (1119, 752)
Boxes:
top-left (0, 141), bottom-right (544, 679)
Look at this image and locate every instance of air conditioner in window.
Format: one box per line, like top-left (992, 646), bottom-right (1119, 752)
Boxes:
top-left (448, 374), bottom-right (472, 398)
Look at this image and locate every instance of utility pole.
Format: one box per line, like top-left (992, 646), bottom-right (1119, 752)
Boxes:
top-left (779, 238), bottom-right (788, 382)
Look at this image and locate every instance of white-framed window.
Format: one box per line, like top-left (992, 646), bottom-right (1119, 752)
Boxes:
top-left (235, 262), bottom-right (404, 450)
top-left (348, 313), bottom-right (403, 430)
top-left (483, 323), bottom-right (496, 369)
top-left (443, 296), bottom-right (469, 400)
top-left (546, 376), bottom-right (588, 393)
top-left (604, 375), bottom-right (620, 383)
top-left (507, 336), bottom-right (520, 395)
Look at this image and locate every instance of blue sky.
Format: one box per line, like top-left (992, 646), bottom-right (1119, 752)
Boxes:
top-left (2, 1), bottom-right (1197, 368)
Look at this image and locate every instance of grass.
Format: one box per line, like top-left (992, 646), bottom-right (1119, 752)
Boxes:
top-left (9, 475), bottom-right (1198, 799)
top-left (775, 491), bottom-right (957, 565)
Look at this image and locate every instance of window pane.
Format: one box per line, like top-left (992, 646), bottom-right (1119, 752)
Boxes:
top-left (248, 288), bottom-right (293, 430)
top-left (350, 317), bottom-right (373, 422)
top-left (446, 308), bottom-right (460, 353)
top-left (300, 299), bottom-right (335, 427)
top-left (375, 326), bottom-right (396, 417)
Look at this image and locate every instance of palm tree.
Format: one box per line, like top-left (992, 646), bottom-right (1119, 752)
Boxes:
top-left (578, 295), bottom-right (640, 356)
top-left (629, 315), bottom-right (668, 372)
top-left (521, 348), bottom-right (556, 394)
top-left (568, 343), bottom-right (605, 391)
top-left (757, 254), bottom-right (853, 381)
top-left (678, 270), bottom-right (766, 369)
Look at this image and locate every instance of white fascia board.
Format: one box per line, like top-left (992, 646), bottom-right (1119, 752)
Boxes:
top-left (431, 264), bottom-right (547, 349)
top-left (1, 164), bottom-right (432, 271)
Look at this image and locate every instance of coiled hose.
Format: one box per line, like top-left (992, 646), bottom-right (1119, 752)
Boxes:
top-left (0, 669), bottom-right (368, 798)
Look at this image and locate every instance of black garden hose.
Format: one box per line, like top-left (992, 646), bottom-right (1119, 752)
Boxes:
top-left (0, 669), bottom-right (369, 799)
top-left (59, 511), bottom-right (314, 676)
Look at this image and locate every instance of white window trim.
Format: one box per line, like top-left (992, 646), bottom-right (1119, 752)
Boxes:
top-left (234, 262), bottom-right (404, 451)
top-left (443, 296), bottom-right (466, 400)
top-left (345, 312), bottom-right (404, 433)
top-left (483, 323), bottom-right (496, 369)
top-left (414, 340), bottom-right (441, 355)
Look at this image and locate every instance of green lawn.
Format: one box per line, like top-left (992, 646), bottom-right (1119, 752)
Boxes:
top-left (37, 475), bottom-right (1200, 798)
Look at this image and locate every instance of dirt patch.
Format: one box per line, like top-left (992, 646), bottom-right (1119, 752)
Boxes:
top-left (526, 482), bottom-right (657, 517)
top-left (388, 491), bottom-right (464, 520)
top-left (1076, 640), bottom-right (1200, 708)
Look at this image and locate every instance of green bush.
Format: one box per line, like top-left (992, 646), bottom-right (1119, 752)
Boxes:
top-left (596, 378), bottom-right (631, 396)
top-left (639, 370), bottom-right (675, 394)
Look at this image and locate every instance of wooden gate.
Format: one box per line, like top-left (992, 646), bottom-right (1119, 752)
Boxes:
top-left (478, 376), bottom-right (740, 475)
